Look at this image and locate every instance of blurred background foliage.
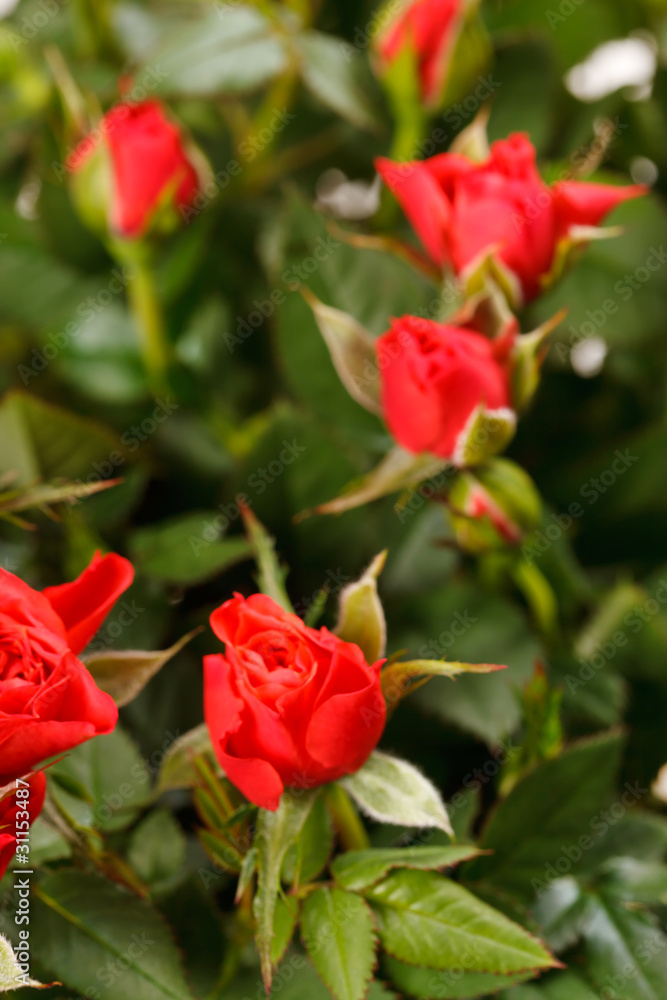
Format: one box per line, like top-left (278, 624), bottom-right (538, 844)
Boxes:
top-left (1, 0), bottom-right (667, 997)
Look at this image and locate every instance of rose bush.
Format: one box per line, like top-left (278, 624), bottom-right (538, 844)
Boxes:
top-left (68, 99), bottom-right (200, 238)
top-left (204, 593), bottom-right (386, 810)
top-left (374, 0), bottom-right (463, 105)
top-left (376, 132), bottom-right (645, 301)
top-left (376, 314), bottom-right (515, 459)
top-left (0, 772), bottom-right (46, 879)
top-left (0, 552), bottom-right (133, 784)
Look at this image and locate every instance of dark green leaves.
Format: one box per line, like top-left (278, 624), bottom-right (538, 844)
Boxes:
top-left (0, 391), bottom-right (119, 485)
top-left (142, 5), bottom-right (289, 97)
top-left (129, 512), bottom-right (251, 586)
top-left (301, 888), bottom-right (377, 1000)
top-left (365, 870), bottom-right (558, 976)
top-left (296, 31), bottom-right (380, 131)
top-left (579, 890), bottom-right (667, 1000)
top-left (384, 958), bottom-right (536, 999)
top-left (464, 732), bottom-right (625, 898)
top-left (32, 871), bottom-right (195, 1000)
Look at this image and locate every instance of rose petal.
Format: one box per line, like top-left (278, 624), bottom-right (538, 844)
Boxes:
top-left (42, 551), bottom-right (134, 655)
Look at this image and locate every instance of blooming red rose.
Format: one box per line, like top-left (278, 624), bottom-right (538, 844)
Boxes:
top-left (376, 133), bottom-right (646, 301)
top-left (0, 552), bottom-right (133, 785)
top-left (204, 594), bottom-right (386, 811)
top-left (376, 315), bottom-right (514, 460)
top-left (69, 99), bottom-right (199, 237)
top-left (375, 0), bottom-right (463, 105)
top-left (0, 772), bottom-right (47, 879)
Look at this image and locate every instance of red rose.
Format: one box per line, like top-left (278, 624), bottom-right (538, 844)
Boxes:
top-left (375, 0), bottom-right (463, 105)
top-left (376, 315), bottom-right (514, 459)
top-left (204, 594), bottom-right (386, 811)
top-left (69, 99), bottom-right (199, 237)
top-left (376, 133), bottom-right (646, 301)
top-left (0, 772), bottom-right (46, 879)
top-left (0, 552), bottom-right (133, 784)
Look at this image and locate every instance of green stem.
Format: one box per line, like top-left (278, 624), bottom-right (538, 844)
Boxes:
top-left (123, 250), bottom-right (171, 395)
top-left (376, 100), bottom-right (428, 230)
top-left (326, 784), bottom-right (370, 851)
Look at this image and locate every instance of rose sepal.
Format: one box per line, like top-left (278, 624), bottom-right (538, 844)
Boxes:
top-left (452, 404), bottom-right (516, 468)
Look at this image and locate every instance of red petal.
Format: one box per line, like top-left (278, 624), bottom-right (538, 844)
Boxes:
top-left (203, 654), bottom-right (284, 810)
top-left (376, 156), bottom-right (452, 266)
top-left (553, 180), bottom-right (647, 233)
top-left (43, 551), bottom-right (134, 655)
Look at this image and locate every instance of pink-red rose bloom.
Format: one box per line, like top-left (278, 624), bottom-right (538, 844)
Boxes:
top-left (0, 771), bottom-right (46, 879)
top-left (375, 0), bottom-right (463, 105)
top-left (377, 315), bottom-right (514, 459)
top-left (376, 132), bottom-right (646, 301)
top-left (0, 552), bottom-right (134, 785)
top-left (69, 99), bottom-right (199, 237)
top-left (204, 594), bottom-right (386, 811)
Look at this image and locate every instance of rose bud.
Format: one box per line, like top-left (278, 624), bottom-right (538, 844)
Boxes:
top-left (0, 552), bottom-right (134, 785)
top-left (374, 0), bottom-right (465, 107)
top-left (203, 593), bottom-right (386, 811)
top-left (68, 98), bottom-right (200, 239)
top-left (376, 132), bottom-right (646, 303)
top-left (376, 314), bottom-right (515, 463)
top-left (448, 459), bottom-right (542, 553)
top-left (0, 772), bottom-right (47, 879)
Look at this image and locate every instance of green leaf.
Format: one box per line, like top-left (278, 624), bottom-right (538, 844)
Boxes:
top-left (28, 816), bottom-right (72, 866)
top-left (272, 896), bottom-right (299, 967)
top-left (0, 476), bottom-right (120, 523)
top-left (0, 934), bottom-right (45, 991)
top-left (499, 970), bottom-right (601, 999)
top-left (303, 447), bottom-right (449, 519)
top-left (49, 727), bottom-right (151, 832)
top-left (301, 288), bottom-right (382, 415)
top-left (254, 790), bottom-right (317, 992)
top-left (331, 845), bottom-right (485, 892)
top-left (31, 871), bottom-right (195, 1000)
top-left (406, 582), bottom-right (542, 745)
top-left (341, 751), bottom-right (452, 835)
top-left (157, 723), bottom-right (222, 793)
top-left (580, 890), bottom-right (667, 1000)
top-left (83, 628), bottom-right (200, 707)
top-left (463, 732), bottom-right (624, 898)
top-left (384, 956), bottom-right (536, 999)
top-left (364, 870), bottom-right (557, 975)
top-left (335, 551), bottom-right (387, 663)
top-left (129, 512), bottom-right (251, 586)
top-left (296, 31), bottom-right (380, 131)
top-left (225, 959), bottom-right (398, 1000)
top-left (282, 794), bottom-right (334, 885)
top-left (127, 809), bottom-right (187, 894)
top-left (241, 505), bottom-right (293, 612)
top-left (0, 391), bottom-right (120, 486)
top-left (301, 887), bottom-right (377, 1000)
top-left (599, 857), bottom-right (667, 905)
top-left (145, 5), bottom-right (288, 97)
